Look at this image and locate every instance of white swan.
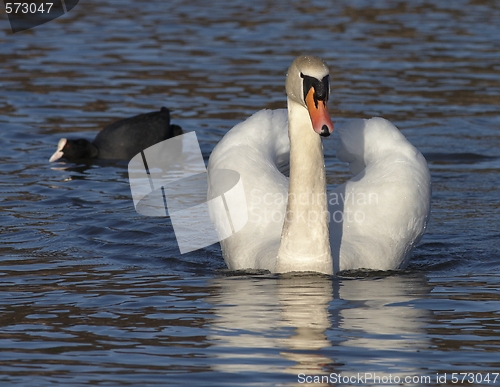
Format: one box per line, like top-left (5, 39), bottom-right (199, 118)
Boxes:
top-left (207, 56), bottom-right (431, 275)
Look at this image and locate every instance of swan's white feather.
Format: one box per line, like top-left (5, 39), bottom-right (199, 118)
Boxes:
top-left (208, 114), bottom-right (431, 273)
top-left (330, 118), bottom-right (431, 272)
top-left (208, 109), bottom-right (290, 271)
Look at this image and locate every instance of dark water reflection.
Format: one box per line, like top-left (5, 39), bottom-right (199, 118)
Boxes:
top-left (1, 0), bottom-right (500, 385)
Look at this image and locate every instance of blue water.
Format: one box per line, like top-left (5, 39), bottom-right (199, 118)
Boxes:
top-left (1, 1), bottom-right (500, 386)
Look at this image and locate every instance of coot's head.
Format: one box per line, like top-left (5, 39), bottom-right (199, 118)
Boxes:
top-left (49, 138), bottom-right (98, 162)
top-left (169, 124), bottom-right (183, 138)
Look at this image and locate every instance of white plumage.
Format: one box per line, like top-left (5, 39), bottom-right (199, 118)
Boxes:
top-left (329, 117), bottom-right (431, 272)
top-left (207, 56), bottom-right (431, 274)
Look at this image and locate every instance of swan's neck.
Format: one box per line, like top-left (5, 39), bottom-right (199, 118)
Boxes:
top-left (276, 99), bottom-right (333, 274)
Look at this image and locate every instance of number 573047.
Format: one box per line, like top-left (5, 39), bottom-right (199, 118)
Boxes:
top-left (451, 373), bottom-right (499, 384)
top-left (5, 3), bottom-right (54, 14)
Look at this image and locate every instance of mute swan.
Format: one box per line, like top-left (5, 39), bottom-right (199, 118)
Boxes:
top-left (208, 56), bottom-right (431, 275)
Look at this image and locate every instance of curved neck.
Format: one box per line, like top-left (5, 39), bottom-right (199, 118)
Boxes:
top-left (276, 98), bottom-right (332, 274)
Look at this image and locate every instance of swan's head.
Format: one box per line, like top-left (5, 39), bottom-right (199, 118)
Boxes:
top-left (286, 56), bottom-right (334, 137)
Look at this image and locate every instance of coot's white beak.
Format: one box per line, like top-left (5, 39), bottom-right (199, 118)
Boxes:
top-left (49, 138), bottom-right (67, 162)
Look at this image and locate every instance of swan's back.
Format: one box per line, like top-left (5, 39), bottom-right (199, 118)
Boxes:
top-left (208, 109), bottom-right (290, 271)
top-left (330, 118), bottom-right (431, 271)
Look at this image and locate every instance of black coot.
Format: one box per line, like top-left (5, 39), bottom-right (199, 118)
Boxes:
top-left (49, 107), bottom-right (183, 162)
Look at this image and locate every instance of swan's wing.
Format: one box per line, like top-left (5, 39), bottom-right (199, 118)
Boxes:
top-left (208, 109), bottom-right (290, 271)
top-left (331, 118), bottom-right (431, 271)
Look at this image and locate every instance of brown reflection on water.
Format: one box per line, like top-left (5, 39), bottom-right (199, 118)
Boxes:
top-left (1, 0), bottom-right (499, 136)
top-left (0, 260), bottom-right (214, 374)
top-left (427, 276), bottom-right (500, 355)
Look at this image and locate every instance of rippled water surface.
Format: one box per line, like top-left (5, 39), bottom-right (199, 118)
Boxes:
top-left (1, 1), bottom-right (500, 386)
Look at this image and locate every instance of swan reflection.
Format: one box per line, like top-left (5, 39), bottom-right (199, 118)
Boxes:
top-left (207, 274), bottom-right (430, 384)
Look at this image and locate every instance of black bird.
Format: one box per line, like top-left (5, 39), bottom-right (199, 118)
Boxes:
top-left (49, 107), bottom-right (183, 162)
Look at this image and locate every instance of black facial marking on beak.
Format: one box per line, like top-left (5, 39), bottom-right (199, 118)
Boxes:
top-left (302, 75), bottom-right (330, 108)
top-left (320, 125), bottom-right (330, 137)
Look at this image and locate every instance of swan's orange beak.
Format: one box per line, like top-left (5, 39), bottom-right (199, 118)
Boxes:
top-left (305, 88), bottom-right (334, 137)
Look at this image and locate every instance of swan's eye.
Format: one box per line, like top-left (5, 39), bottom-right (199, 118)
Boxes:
top-left (302, 74), bottom-right (329, 104)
